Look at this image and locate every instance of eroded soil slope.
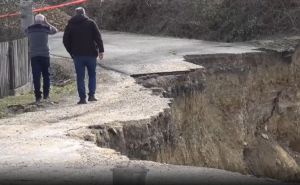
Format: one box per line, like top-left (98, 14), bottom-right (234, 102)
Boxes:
top-left (93, 43), bottom-right (300, 182)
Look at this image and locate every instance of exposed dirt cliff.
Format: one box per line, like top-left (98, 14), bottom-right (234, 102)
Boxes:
top-left (89, 45), bottom-right (300, 182)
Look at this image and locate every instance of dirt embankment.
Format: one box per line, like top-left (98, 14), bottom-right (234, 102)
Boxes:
top-left (88, 45), bottom-right (300, 182)
top-left (87, 0), bottom-right (300, 42)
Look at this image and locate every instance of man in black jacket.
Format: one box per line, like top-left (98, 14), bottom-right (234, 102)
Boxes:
top-left (63, 7), bottom-right (104, 104)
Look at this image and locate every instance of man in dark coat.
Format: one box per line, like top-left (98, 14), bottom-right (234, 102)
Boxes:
top-left (63, 7), bottom-right (104, 104)
top-left (26, 14), bottom-right (58, 103)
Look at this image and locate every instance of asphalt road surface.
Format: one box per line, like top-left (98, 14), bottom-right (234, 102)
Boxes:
top-left (49, 31), bottom-right (258, 75)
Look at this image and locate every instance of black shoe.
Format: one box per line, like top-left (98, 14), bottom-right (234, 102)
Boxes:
top-left (77, 99), bottom-right (87, 104)
top-left (88, 95), bottom-right (97, 102)
top-left (43, 96), bottom-right (50, 101)
top-left (35, 97), bottom-right (42, 103)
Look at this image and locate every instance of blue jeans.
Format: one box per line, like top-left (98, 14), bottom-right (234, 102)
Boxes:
top-left (74, 56), bottom-right (97, 100)
top-left (31, 56), bottom-right (50, 99)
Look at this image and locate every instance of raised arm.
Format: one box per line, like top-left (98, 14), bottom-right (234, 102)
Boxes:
top-left (44, 18), bottom-right (58, 35)
top-left (49, 25), bottom-right (58, 35)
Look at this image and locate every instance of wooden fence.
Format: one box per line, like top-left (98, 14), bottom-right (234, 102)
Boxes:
top-left (0, 41), bottom-right (10, 97)
top-left (0, 38), bottom-right (31, 98)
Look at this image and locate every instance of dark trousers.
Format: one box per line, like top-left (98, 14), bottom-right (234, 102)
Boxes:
top-left (31, 56), bottom-right (50, 99)
top-left (73, 56), bottom-right (97, 100)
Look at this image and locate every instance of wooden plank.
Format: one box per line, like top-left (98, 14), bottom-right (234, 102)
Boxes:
top-left (0, 41), bottom-right (10, 98)
top-left (0, 38), bottom-right (31, 98)
top-left (11, 38), bottom-right (30, 89)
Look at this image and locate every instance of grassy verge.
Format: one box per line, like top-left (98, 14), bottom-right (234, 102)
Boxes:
top-left (0, 82), bottom-right (76, 119)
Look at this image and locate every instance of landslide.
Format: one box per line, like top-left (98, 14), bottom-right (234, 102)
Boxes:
top-left (90, 45), bottom-right (300, 182)
top-left (87, 0), bottom-right (300, 42)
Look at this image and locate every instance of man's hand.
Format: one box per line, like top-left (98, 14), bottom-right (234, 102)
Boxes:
top-left (44, 17), bottom-right (50, 26)
top-left (98, 53), bottom-right (104, 60)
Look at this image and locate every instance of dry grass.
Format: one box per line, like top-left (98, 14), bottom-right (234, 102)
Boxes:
top-left (2, 0), bottom-right (300, 41)
top-left (0, 58), bottom-right (76, 119)
top-left (0, 0), bottom-right (71, 41)
top-left (87, 0), bottom-right (300, 41)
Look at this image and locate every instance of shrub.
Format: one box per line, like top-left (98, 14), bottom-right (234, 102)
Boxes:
top-left (86, 0), bottom-right (300, 41)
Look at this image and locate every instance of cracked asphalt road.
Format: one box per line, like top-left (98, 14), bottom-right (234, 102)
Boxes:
top-left (0, 31), bottom-right (290, 185)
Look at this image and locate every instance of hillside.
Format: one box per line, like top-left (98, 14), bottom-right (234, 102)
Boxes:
top-left (0, 0), bottom-right (71, 42)
top-left (1, 0), bottom-right (300, 42)
top-left (87, 0), bottom-right (300, 42)
top-left (0, 1), bottom-right (22, 41)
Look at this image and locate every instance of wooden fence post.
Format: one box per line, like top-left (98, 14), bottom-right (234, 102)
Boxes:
top-left (0, 41), bottom-right (10, 98)
top-left (8, 41), bottom-right (13, 92)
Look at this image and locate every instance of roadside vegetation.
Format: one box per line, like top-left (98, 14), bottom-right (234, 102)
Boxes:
top-left (0, 82), bottom-right (76, 119)
top-left (0, 59), bottom-right (76, 119)
top-left (87, 0), bottom-right (300, 41)
top-left (2, 0), bottom-right (300, 42)
top-left (0, 0), bottom-right (70, 41)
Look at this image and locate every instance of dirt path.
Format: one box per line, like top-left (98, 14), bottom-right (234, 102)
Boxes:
top-left (0, 68), bottom-right (166, 183)
top-left (0, 66), bottom-right (289, 185)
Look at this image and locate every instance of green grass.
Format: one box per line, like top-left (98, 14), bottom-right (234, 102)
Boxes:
top-left (51, 81), bottom-right (77, 101)
top-left (0, 82), bottom-right (76, 119)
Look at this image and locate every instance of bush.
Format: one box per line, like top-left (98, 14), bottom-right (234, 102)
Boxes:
top-left (2, 0), bottom-right (300, 42)
top-left (86, 0), bottom-right (300, 42)
top-left (210, 0), bottom-right (300, 41)
top-left (0, 0), bottom-right (24, 42)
